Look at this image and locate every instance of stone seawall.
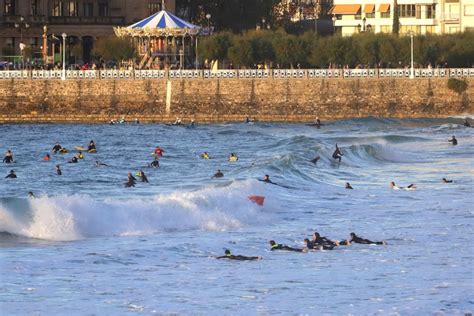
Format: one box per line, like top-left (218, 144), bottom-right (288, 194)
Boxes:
top-left (0, 78), bottom-right (472, 123)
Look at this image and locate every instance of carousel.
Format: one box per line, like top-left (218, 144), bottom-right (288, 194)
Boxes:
top-left (114, 10), bottom-right (201, 70)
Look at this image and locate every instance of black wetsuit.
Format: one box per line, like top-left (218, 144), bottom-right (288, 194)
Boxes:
top-left (306, 240), bottom-right (335, 250)
top-left (69, 157), bottom-right (78, 163)
top-left (139, 172), bottom-right (149, 183)
top-left (213, 172), bottom-right (224, 178)
top-left (56, 168), bottom-right (62, 175)
top-left (125, 175), bottom-right (137, 187)
top-left (464, 120), bottom-right (470, 127)
top-left (3, 155), bottom-right (13, 163)
top-left (350, 234), bottom-right (384, 245)
top-left (150, 160), bottom-right (159, 168)
top-left (5, 172), bottom-right (17, 178)
top-left (313, 236), bottom-right (338, 248)
top-left (52, 144), bottom-right (62, 153)
top-left (271, 244), bottom-right (303, 252)
top-left (216, 254), bottom-right (260, 261)
top-left (332, 148), bottom-right (343, 162)
top-left (449, 137), bottom-right (458, 145)
top-left (311, 156), bottom-right (320, 164)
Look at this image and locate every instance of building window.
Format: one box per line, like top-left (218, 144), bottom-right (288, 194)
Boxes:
top-left (425, 25), bottom-right (435, 34)
top-left (426, 5), bottom-right (436, 18)
top-left (67, 2), bottom-right (78, 16)
top-left (98, 3), bottom-right (108, 16)
top-left (366, 12), bottom-right (375, 18)
top-left (52, 2), bottom-right (63, 16)
top-left (399, 5), bottom-right (416, 18)
top-left (31, 0), bottom-right (40, 15)
top-left (381, 12), bottom-right (390, 18)
top-left (4, 0), bottom-right (16, 15)
top-left (380, 25), bottom-right (391, 33)
top-left (84, 3), bottom-right (93, 17)
top-left (149, 3), bottom-right (161, 14)
top-left (400, 25), bottom-right (421, 34)
top-left (355, 14), bottom-right (361, 20)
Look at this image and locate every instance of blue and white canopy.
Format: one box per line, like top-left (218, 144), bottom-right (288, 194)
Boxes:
top-left (114, 10), bottom-right (200, 37)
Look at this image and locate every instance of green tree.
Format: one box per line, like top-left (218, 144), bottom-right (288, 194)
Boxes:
top-left (92, 36), bottom-right (136, 61)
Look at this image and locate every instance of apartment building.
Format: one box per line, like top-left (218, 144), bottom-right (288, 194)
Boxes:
top-left (330, 0), bottom-right (474, 36)
top-left (0, 0), bottom-right (175, 63)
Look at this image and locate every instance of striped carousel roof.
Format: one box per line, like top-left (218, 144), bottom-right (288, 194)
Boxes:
top-left (114, 10), bottom-right (200, 37)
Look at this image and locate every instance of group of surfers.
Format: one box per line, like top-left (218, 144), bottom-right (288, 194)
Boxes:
top-left (217, 232), bottom-right (386, 261)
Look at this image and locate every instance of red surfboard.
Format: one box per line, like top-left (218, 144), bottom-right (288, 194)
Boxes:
top-left (248, 195), bottom-right (265, 206)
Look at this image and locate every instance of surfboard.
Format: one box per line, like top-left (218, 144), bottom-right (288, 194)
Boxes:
top-left (88, 149), bottom-right (97, 153)
top-left (75, 146), bottom-right (86, 151)
top-left (248, 195), bottom-right (265, 206)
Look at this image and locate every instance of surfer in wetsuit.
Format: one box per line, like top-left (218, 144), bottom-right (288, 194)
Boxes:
top-left (52, 143), bottom-right (62, 153)
top-left (56, 165), bottom-right (62, 175)
top-left (88, 140), bottom-right (96, 151)
top-left (212, 169), bottom-right (224, 178)
top-left (261, 175), bottom-right (273, 183)
top-left (150, 157), bottom-right (159, 168)
top-left (448, 136), bottom-right (457, 145)
top-left (125, 172), bottom-right (136, 187)
top-left (28, 191), bottom-right (35, 198)
top-left (68, 156), bottom-right (78, 163)
top-left (303, 238), bottom-right (336, 250)
top-left (216, 249), bottom-right (261, 261)
top-left (390, 181), bottom-right (416, 190)
top-left (332, 144), bottom-right (343, 163)
top-left (310, 155), bottom-right (320, 164)
top-left (137, 170), bottom-right (149, 183)
top-left (201, 152), bottom-right (210, 159)
top-left (349, 232), bottom-right (386, 245)
top-left (3, 150), bottom-right (13, 163)
top-left (315, 117), bottom-right (321, 128)
top-left (464, 119), bottom-right (470, 127)
top-left (345, 182), bottom-right (353, 189)
top-left (442, 178), bottom-right (453, 183)
top-left (312, 232), bottom-right (338, 248)
top-left (5, 170), bottom-right (17, 178)
top-left (269, 240), bottom-right (304, 252)
top-left (95, 160), bottom-right (108, 167)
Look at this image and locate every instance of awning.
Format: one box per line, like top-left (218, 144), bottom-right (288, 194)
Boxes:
top-left (330, 4), bottom-right (361, 15)
top-left (364, 4), bottom-right (375, 13)
top-left (379, 4), bottom-right (390, 13)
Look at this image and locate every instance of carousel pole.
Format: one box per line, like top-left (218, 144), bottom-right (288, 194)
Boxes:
top-left (195, 36), bottom-right (198, 70)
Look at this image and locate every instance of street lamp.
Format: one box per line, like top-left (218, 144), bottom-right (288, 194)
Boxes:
top-left (15, 16), bottom-right (30, 69)
top-left (262, 17), bottom-right (266, 30)
top-left (362, 17), bottom-right (366, 32)
top-left (332, 15), bottom-right (337, 35)
top-left (409, 31), bottom-right (414, 79)
top-left (61, 32), bottom-right (67, 80)
top-left (206, 13), bottom-right (211, 35)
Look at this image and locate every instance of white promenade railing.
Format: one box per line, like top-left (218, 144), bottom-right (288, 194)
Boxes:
top-left (0, 68), bottom-right (473, 80)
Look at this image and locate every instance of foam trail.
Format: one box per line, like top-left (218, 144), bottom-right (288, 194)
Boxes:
top-left (0, 180), bottom-right (274, 241)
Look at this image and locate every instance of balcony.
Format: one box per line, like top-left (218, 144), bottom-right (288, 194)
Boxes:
top-left (49, 16), bottom-right (125, 25)
top-left (441, 13), bottom-right (460, 22)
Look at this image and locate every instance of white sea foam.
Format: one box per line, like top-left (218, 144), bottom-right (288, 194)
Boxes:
top-left (0, 180), bottom-right (274, 241)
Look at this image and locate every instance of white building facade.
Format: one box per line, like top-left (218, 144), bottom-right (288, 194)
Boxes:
top-left (330, 0), bottom-right (474, 36)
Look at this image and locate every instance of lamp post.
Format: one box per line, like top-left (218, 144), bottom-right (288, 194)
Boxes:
top-left (362, 17), bottom-right (366, 32)
top-left (262, 17), bottom-right (266, 30)
top-left (332, 15), bottom-right (337, 35)
top-left (409, 31), bottom-right (414, 79)
top-left (15, 16), bottom-right (30, 69)
top-left (61, 32), bottom-right (67, 80)
top-left (206, 13), bottom-right (211, 35)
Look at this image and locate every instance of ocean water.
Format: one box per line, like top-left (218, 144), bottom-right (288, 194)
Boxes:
top-left (0, 118), bottom-right (473, 315)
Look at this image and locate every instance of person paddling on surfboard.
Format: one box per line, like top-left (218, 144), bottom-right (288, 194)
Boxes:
top-left (154, 146), bottom-right (164, 157)
top-left (332, 144), bottom-right (343, 163)
top-left (216, 249), bottom-right (261, 261)
top-left (150, 157), bottom-right (159, 168)
top-left (442, 178), bottom-right (453, 183)
top-left (349, 232), bottom-right (386, 245)
top-left (310, 155), bottom-right (320, 164)
top-left (269, 240), bottom-right (305, 252)
top-left (390, 181), bottom-right (416, 190)
top-left (311, 232), bottom-right (338, 248)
